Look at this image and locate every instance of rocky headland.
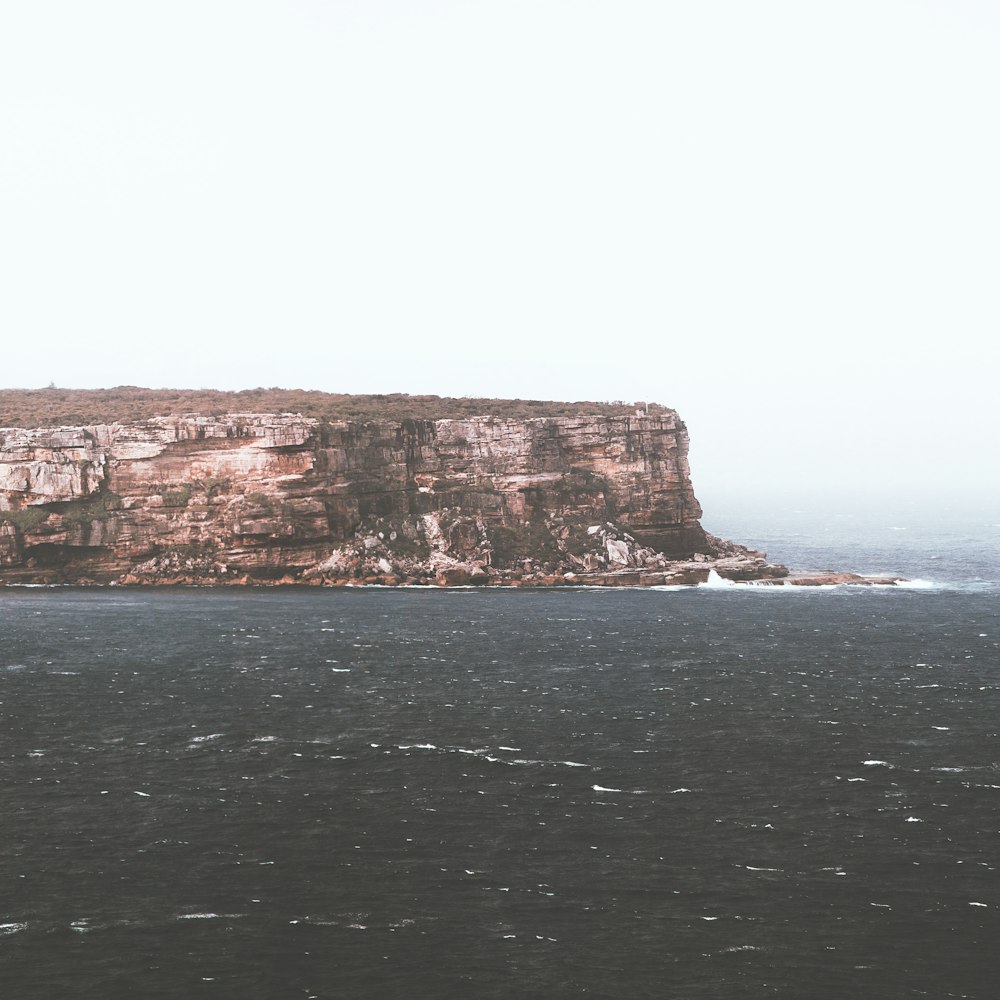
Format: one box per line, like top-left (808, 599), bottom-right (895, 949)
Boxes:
top-left (0, 391), bottom-right (899, 588)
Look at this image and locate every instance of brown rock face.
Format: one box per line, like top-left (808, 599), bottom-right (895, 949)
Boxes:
top-left (0, 410), bottom-right (776, 586)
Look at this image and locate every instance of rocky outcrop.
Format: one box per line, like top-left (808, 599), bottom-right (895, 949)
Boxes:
top-left (0, 409), bottom-right (788, 586)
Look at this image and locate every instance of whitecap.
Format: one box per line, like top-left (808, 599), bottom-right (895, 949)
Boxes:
top-left (905, 817), bottom-right (923, 823)
top-left (592, 785), bottom-right (622, 793)
top-left (0, 923), bottom-right (27, 936)
top-left (744, 866), bottom-right (783, 872)
top-left (669, 787), bottom-right (694, 793)
top-left (895, 579), bottom-right (937, 589)
top-left (862, 760), bottom-right (893, 767)
top-left (969, 902), bottom-right (988, 907)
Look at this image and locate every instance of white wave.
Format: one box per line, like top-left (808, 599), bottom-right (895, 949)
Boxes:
top-left (969, 902), bottom-right (989, 907)
top-left (189, 733), bottom-right (224, 743)
top-left (895, 579), bottom-right (937, 589)
top-left (905, 816), bottom-right (923, 823)
top-left (134, 790), bottom-right (151, 797)
top-left (593, 784), bottom-right (622, 793)
top-left (669, 787), bottom-right (693, 793)
top-left (931, 767), bottom-right (966, 773)
top-left (863, 760), bottom-right (893, 767)
top-left (699, 570), bottom-right (737, 589)
top-left (397, 743), bottom-right (438, 751)
top-left (744, 866), bottom-right (783, 872)
top-left (0, 923), bottom-right (27, 936)
top-left (252, 736), bottom-right (278, 742)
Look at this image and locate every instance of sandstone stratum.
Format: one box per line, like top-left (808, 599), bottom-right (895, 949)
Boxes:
top-left (0, 389), bottom-right (878, 587)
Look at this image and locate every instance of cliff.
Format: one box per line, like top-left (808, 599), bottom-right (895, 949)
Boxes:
top-left (0, 407), bottom-right (788, 586)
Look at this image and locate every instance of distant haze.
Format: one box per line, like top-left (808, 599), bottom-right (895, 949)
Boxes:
top-left (3, 1), bottom-right (997, 505)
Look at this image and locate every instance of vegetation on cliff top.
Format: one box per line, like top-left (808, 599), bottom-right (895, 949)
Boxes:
top-left (0, 388), bottom-right (668, 428)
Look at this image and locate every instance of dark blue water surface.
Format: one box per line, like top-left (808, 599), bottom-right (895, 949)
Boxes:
top-left (2, 574), bottom-right (999, 999)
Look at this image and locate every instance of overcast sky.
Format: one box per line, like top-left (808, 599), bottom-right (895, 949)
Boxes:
top-left (2, 1), bottom-right (997, 505)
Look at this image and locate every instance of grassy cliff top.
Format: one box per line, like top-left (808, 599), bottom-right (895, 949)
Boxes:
top-left (0, 388), bottom-right (669, 428)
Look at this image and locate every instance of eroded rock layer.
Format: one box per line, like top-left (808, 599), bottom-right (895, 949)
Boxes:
top-left (0, 411), bottom-right (786, 586)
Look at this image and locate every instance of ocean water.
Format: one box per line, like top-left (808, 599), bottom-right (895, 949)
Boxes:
top-left (2, 508), bottom-right (999, 999)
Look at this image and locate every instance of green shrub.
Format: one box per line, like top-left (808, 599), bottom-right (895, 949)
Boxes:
top-left (60, 494), bottom-right (117, 528)
top-left (197, 476), bottom-right (230, 498)
top-left (244, 493), bottom-right (276, 514)
top-left (162, 484), bottom-right (193, 507)
top-left (0, 508), bottom-right (50, 533)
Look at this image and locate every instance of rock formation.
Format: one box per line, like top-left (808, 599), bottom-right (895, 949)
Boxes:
top-left (0, 408), bottom-right (788, 586)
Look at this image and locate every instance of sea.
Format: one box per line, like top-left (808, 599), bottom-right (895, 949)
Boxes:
top-left (2, 502), bottom-right (999, 999)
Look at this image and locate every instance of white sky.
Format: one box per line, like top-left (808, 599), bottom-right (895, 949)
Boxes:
top-left (2, 1), bottom-right (997, 503)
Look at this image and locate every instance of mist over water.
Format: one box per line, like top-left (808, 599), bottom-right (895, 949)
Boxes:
top-left (703, 497), bottom-right (1000, 590)
top-left (2, 508), bottom-right (999, 999)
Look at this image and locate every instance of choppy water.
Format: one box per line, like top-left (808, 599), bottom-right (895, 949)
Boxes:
top-left (2, 510), bottom-right (1000, 998)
